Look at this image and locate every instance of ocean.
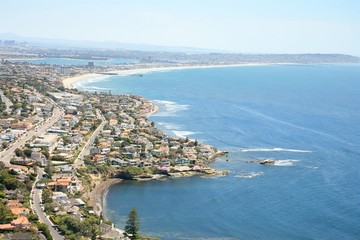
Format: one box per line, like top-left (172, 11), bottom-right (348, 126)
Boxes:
top-left (76, 64), bottom-right (360, 240)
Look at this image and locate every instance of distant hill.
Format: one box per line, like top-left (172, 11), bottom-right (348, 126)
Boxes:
top-left (0, 33), bottom-right (359, 64)
top-left (0, 33), bottom-right (219, 53)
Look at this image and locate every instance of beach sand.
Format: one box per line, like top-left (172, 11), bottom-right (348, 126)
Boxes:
top-left (62, 73), bottom-right (102, 89)
top-left (61, 63), bottom-right (277, 89)
top-left (89, 178), bottom-right (123, 217)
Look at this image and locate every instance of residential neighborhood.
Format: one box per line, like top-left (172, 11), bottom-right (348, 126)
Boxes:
top-left (0, 54), bottom-right (226, 240)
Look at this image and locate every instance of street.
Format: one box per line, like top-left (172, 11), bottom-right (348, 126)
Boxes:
top-left (74, 109), bottom-right (107, 167)
top-left (0, 105), bottom-right (63, 164)
top-left (31, 169), bottom-right (65, 240)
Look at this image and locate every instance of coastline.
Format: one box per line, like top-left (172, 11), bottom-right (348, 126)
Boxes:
top-left (62, 73), bottom-right (103, 89)
top-left (70, 64), bottom-right (234, 219)
top-left (62, 63), bottom-right (281, 89)
top-left (89, 178), bottom-right (123, 217)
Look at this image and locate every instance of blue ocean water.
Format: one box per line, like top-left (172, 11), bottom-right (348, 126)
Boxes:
top-left (78, 64), bottom-right (360, 240)
top-left (9, 57), bottom-right (137, 66)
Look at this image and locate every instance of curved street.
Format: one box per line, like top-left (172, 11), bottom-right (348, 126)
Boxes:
top-left (31, 169), bottom-right (65, 240)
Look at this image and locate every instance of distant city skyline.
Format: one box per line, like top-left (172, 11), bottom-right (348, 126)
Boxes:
top-left (1, 0), bottom-right (360, 55)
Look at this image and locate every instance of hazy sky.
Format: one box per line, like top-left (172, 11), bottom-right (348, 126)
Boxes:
top-left (1, 0), bottom-right (360, 54)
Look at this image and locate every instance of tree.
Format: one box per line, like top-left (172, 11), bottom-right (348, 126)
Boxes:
top-left (44, 161), bottom-right (53, 178)
top-left (15, 148), bottom-right (25, 158)
top-left (125, 208), bottom-right (141, 240)
top-left (23, 148), bottom-right (33, 158)
top-left (0, 201), bottom-right (15, 223)
top-left (41, 148), bottom-right (50, 159)
top-left (3, 178), bottom-right (19, 190)
top-left (42, 188), bottom-right (53, 204)
top-left (38, 223), bottom-right (53, 240)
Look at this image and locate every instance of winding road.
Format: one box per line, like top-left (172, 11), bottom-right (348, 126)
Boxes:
top-left (31, 169), bottom-right (64, 240)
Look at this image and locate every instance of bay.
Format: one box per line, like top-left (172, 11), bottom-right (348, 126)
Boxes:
top-left (78, 64), bottom-right (360, 240)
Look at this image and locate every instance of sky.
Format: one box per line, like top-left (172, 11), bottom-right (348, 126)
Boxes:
top-left (1, 0), bottom-right (360, 54)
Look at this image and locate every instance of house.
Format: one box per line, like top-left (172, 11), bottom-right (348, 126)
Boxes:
top-left (30, 151), bottom-right (42, 161)
top-left (0, 118), bottom-right (12, 127)
top-left (175, 158), bottom-right (190, 165)
top-left (0, 134), bottom-right (15, 142)
top-left (47, 177), bottom-right (74, 192)
top-left (5, 165), bottom-right (28, 174)
top-left (102, 130), bottom-right (112, 137)
top-left (57, 165), bottom-right (74, 174)
top-left (99, 223), bottom-right (113, 235)
top-left (30, 151), bottom-right (46, 166)
top-left (9, 207), bottom-right (29, 216)
top-left (122, 152), bottom-right (138, 158)
top-left (128, 159), bottom-right (138, 166)
top-left (159, 159), bottom-right (170, 166)
top-left (33, 134), bottom-right (58, 152)
top-left (100, 229), bottom-right (125, 240)
top-left (111, 159), bottom-right (128, 167)
top-left (99, 222), bottom-right (125, 240)
top-left (10, 121), bottom-right (33, 131)
top-left (69, 198), bottom-right (85, 207)
top-left (101, 148), bottom-right (111, 155)
top-left (6, 200), bottom-right (23, 208)
top-left (140, 161), bottom-right (152, 167)
top-left (65, 106), bottom-right (77, 114)
top-left (35, 182), bottom-right (46, 189)
top-left (0, 232), bottom-right (43, 240)
top-left (52, 192), bottom-right (68, 201)
top-left (0, 216), bottom-right (30, 230)
top-left (28, 96), bottom-right (42, 103)
top-left (108, 119), bottom-right (118, 126)
top-left (11, 216), bottom-right (30, 229)
top-left (90, 147), bottom-right (100, 155)
top-left (92, 154), bottom-right (107, 164)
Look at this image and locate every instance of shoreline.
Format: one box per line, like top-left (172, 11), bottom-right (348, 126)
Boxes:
top-left (89, 178), bottom-right (123, 217)
top-left (75, 64), bottom-right (234, 219)
top-left (62, 62), bottom-right (284, 89)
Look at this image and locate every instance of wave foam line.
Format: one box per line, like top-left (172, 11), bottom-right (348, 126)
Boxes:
top-left (235, 172), bottom-right (264, 179)
top-left (273, 159), bottom-right (299, 166)
top-left (241, 148), bottom-right (311, 153)
top-left (152, 99), bottom-right (189, 116)
top-left (172, 130), bottom-right (196, 138)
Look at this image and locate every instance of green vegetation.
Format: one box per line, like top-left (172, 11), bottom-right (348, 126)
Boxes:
top-left (37, 223), bottom-right (54, 240)
top-left (125, 208), bottom-right (141, 240)
top-left (0, 165), bottom-right (35, 225)
top-left (0, 98), bottom-right (6, 113)
top-left (53, 215), bottom-right (99, 240)
top-left (0, 201), bottom-right (15, 224)
top-left (44, 161), bottom-right (53, 178)
top-left (0, 168), bottom-right (22, 190)
top-left (123, 167), bottom-right (154, 176)
top-left (41, 188), bottom-right (53, 204)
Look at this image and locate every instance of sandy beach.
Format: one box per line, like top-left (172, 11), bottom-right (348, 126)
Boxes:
top-left (61, 63), bottom-right (278, 89)
top-left (89, 178), bottom-right (123, 217)
top-left (62, 73), bottom-right (104, 89)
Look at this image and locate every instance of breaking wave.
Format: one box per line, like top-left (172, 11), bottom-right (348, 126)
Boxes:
top-left (235, 172), bottom-right (264, 179)
top-left (152, 100), bottom-right (189, 116)
top-left (240, 148), bottom-right (311, 153)
top-left (273, 159), bottom-right (300, 166)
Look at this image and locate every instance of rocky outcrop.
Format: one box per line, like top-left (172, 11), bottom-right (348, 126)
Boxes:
top-left (248, 159), bottom-right (276, 165)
